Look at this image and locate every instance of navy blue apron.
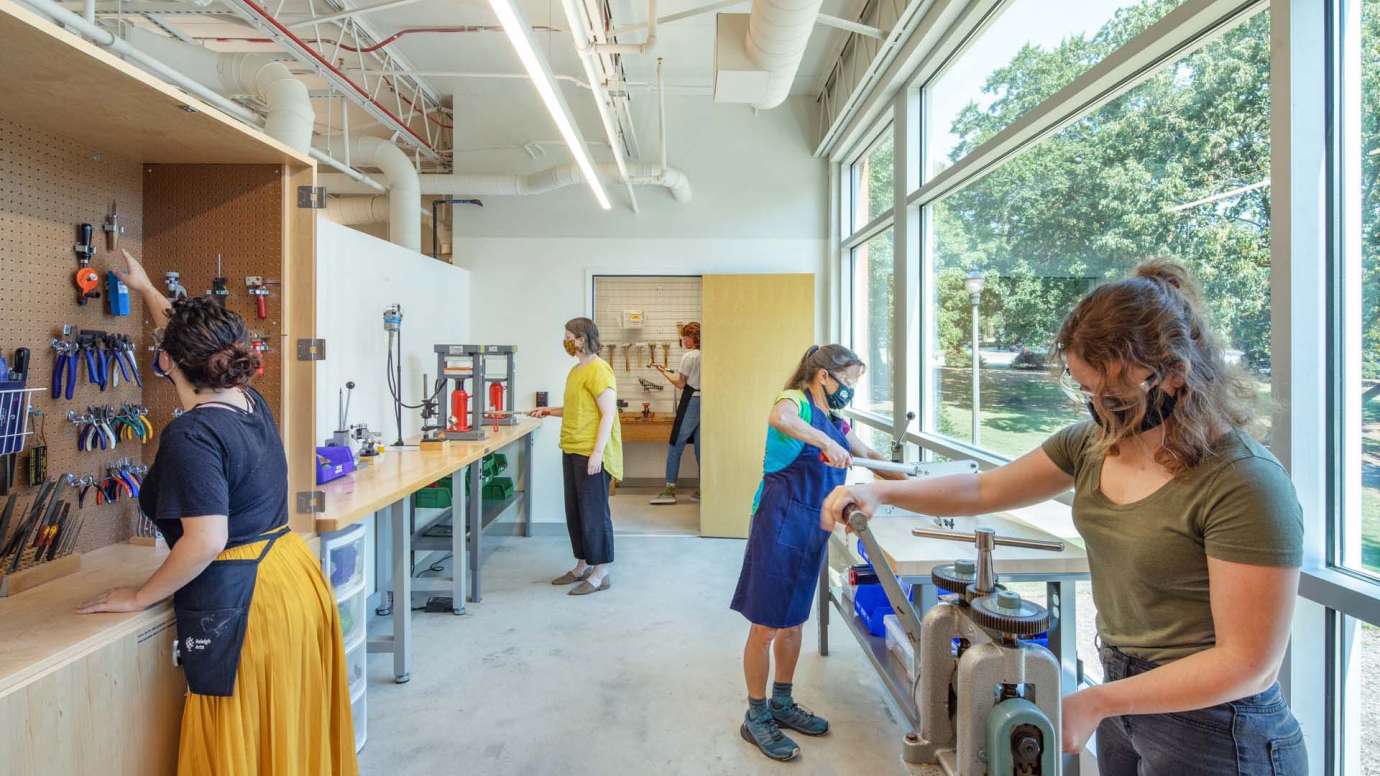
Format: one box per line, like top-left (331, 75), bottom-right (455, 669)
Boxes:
top-left (730, 396), bottom-right (849, 628)
top-left (172, 525), bottom-right (287, 696)
top-left (667, 385), bottom-right (697, 446)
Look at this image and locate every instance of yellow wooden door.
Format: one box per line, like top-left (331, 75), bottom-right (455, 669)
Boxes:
top-left (700, 274), bottom-right (815, 538)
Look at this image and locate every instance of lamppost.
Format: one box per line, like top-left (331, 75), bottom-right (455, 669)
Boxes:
top-left (965, 269), bottom-right (986, 445)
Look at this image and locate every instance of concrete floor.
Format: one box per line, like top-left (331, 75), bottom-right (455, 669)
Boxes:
top-left (359, 533), bottom-right (915, 776)
top-left (610, 486), bottom-right (699, 536)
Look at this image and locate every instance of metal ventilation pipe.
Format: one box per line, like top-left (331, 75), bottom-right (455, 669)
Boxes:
top-left (124, 27), bottom-right (314, 152)
top-left (746, 0), bottom-right (826, 110)
top-left (320, 162), bottom-right (692, 202)
top-left (344, 136), bottom-right (422, 252)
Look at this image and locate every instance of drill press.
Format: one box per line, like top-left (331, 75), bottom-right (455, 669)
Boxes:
top-left (844, 506), bottom-right (1065, 776)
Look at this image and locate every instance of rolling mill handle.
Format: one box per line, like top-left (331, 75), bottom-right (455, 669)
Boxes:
top-left (842, 504), bottom-right (927, 652)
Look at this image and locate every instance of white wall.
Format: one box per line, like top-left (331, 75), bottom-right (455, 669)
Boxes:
top-left (316, 218), bottom-right (471, 446)
top-left (454, 94), bottom-right (827, 524)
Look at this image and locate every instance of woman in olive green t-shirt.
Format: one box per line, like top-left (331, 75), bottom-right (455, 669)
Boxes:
top-left (529, 317), bottom-right (622, 596)
top-left (823, 261), bottom-right (1306, 776)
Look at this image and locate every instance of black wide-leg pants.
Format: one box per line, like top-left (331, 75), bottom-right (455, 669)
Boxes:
top-left (562, 453), bottom-right (614, 565)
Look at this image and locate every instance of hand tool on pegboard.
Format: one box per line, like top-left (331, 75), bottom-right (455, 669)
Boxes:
top-left (108, 334), bottom-right (141, 388)
top-left (75, 330), bottom-right (109, 392)
top-left (73, 223), bottom-right (101, 306)
top-left (50, 328), bottom-right (78, 400)
top-left (2, 482), bottom-right (57, 573)
top-left (164, 271), bottom-right (189, 301)
top-left (245, 276), bottom-right (272, 320)
top-left (26, 408), bottom-right (46, 487)
top-left (209, 254), bottom-right (230, 307)
top-left (103, 200), bottom-right (125, 252)
top-left (248, 333), bottom-right (270, 376)
top-left (0, 494), bottom-right (15, 552)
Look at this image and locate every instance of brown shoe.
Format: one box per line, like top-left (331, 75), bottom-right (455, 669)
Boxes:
top-left (568, 576), bottom-right (611, 596)
top-left (551, 568), bottom-right (592, 585)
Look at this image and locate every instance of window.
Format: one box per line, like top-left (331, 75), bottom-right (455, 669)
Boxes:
top-left (851, 229), bottom-right (896, 415)
top-left (851, 128), bottom-right (895, 231)
top-left (1346, 0), bottom-right (1380, 581)
top-left (1338, 615), bottom-right (1379, 774)
top-left (925, 11), bottom-right (1272, 460)
top-left (924, 0), bottom-right (1182, 181)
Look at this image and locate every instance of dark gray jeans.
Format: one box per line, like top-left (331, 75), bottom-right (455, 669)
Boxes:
top-left (562, 453), bottom-right (614, 565)
top-left (1096, 646), bottom-right (1308, 775)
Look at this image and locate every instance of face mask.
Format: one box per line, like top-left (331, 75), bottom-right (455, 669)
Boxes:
top-left (563, 339), bottom-right (580, 356)
top-left (1086, 384), bottom-right (1178, 434)
top-left (152, 348), bottom-right (176, 386)
top-left (825, 374), bottom-right (854, 410)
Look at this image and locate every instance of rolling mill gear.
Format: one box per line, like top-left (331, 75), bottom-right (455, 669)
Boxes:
top-left (843, 505), bottom-right (1066, 776)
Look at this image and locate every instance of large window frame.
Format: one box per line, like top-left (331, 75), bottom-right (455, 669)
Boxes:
top-left (827, 0), bottom-right (1380, 772)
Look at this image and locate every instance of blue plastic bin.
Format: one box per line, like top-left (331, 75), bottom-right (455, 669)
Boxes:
top-left (853, 584), bottom-right (894, 637)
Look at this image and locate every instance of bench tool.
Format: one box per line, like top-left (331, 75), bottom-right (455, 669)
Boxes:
top-left (843, 505), bottom-right (1065, 775)
top-left (73, 223), bottom-right (100, 305)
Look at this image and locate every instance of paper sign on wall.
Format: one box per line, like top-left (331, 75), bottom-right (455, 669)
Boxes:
top-left (623, 310), bottom-right (645, 328)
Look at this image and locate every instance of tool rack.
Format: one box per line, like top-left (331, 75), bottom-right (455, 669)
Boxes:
top-left (0, 1), bottom-right (321, 771)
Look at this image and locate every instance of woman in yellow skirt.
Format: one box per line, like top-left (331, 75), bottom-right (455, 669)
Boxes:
top-left (79, 250), bottom-right (358, 776)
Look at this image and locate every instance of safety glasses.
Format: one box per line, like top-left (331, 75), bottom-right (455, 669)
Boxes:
top-left (1058, 367), bottom-right (1152, 412)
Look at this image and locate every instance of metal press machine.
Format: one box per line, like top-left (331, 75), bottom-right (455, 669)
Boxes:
top-left (434, 344), bottom-right (517, 441)
top-left (843, 501), bottom-right (1067, 776)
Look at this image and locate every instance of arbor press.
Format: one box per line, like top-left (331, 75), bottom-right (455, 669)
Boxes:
top-left (434, 344), bottom-right (516, 440)
top-left (844, 506), bottom-right (1066, 776)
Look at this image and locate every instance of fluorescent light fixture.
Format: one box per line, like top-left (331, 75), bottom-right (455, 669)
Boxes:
top-left (487, 0), bottom-right (611, 209)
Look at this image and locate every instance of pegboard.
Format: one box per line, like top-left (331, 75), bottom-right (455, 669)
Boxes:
top-left (141, 164), bottom-right (285, 463)
top-left (0, 113), bottom-right (146, 554)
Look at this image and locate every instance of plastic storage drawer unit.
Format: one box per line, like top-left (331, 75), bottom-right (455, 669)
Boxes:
top-left (322, 524), bottom-right (367, 594)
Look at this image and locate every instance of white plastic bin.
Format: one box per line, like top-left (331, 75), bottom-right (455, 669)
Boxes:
top-left (351, 686), bottom-right (367, 752)
top-left (322, 523), bottom-right (366, 598)
top-left (337, 587), bottom-right (366, 648)
top-left (345, 638), bottom-right (366, 696)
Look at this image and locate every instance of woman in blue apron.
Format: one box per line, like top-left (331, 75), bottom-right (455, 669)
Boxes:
top-left (79, 251), bottom-right (357, 776)
top-left (730, 344), bottom-right (902, 762)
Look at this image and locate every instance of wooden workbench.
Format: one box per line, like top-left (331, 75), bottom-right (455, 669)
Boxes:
top-left (321, 417), bottom-right (542, 685)
top-left (0, 543), bottom-right (183, 775)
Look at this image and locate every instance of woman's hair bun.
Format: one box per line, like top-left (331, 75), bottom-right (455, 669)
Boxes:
top-left (1135, 258), bottom-right (1201, 307)
top-left (205, 341), bottom-right (259, 390)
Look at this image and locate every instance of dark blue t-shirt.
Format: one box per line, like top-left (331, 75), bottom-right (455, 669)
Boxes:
top-left (139, 388), bottom-right (289, 548)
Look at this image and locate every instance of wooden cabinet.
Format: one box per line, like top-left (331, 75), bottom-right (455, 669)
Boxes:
top-left (0, 3), bottom-right (321, 772)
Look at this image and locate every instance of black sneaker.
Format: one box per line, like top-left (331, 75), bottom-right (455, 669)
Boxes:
top-left (740, 711), bottom-right (801, 761)
top-left (770, 700), bottom-right (830, 736)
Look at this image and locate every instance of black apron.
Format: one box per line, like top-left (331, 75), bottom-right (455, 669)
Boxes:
top-left (667, 385), bottom-right (698, 446)
top-left (172, 525), bottom-right (287, 696)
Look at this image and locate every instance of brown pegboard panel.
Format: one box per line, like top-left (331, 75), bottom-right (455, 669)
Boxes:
top-left (0, 114), bottom-right (146, 554)
top-left (141, 164), bottom-right (284, 464)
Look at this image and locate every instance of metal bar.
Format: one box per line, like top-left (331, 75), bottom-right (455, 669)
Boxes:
top-left (286, 0), bottom-right (430, 29)
top-left (390, 498), bottom-right (412, 683)
top-left (818, 562), bottom-right (830, 656)
top-left (468, 459), bottom-right (483, 602)
top-left (1299, 567), bottom-right (1380, 627)
top-left (450, 466), bottom-right (467, 613)
top-left (910, 527), bottom-right (1066, 552)
top-left (846, 508), bottom-right (926, 646)
top-left (521, 434), bottom-right (534, 538)
top-left (817, 12), bottom-right (884, 38)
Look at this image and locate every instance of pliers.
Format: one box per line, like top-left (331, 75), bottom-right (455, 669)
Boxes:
top-left (51, 339), bottom-right (77, 400)
top-left (80, 340), bottom-right (105, 391)
top-left (117, 335), bottom-right (142, 388)
top-left (116, 467), bottom-right (140, 498)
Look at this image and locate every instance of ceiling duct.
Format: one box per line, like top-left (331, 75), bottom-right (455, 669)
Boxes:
top-left (714, 0), bottom-right (825, 110)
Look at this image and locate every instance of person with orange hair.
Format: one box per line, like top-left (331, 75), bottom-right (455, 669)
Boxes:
top-left (823, 260), bottom-right (1305, 775)
top-left (651, 321), bottom-right (702, 505)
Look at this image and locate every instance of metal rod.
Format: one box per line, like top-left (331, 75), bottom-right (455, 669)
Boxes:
top-left (285, 0), bottom-right (430, 29)
top-left (910, 527), bottom-right (1066, 552)
top-left (970, 296), bottom-right (981, 444)
top-left (849, 457), bottom-right (920, 476)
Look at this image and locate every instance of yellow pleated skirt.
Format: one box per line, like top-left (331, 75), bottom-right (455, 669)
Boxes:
top-left (177, 529), bottom-right (360, 776)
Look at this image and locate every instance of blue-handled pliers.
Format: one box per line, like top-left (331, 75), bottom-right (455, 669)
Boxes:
top-left (50, 340), bottom-right (77, 400)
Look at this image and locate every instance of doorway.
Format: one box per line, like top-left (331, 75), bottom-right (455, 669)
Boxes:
top-left (592, 275), bottom-right (702, 536)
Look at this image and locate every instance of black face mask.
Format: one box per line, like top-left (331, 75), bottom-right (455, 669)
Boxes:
top-left (1087, 385), bottom-right (1178, 434)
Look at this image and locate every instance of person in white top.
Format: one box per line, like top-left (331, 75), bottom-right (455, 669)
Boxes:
top-left (651, 322), bottom-right (701, 504)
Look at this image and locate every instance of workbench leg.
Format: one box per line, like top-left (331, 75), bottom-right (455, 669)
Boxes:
top-left (468, 460), bottom-right (483, 603)
top-left (450, 467), bottom-right (467, 615)
top-left (520, 434), bottom-right (533, 538)
top-left (818, 560), bottom-right (830, 657)
top-left (391, 498), bottom-right (412, 683)
top-left (1048, 579), bottom-right (1080, 776)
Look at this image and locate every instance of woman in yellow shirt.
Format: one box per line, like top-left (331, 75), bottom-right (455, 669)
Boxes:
top-left (530, 317), bottom-right (622, 595)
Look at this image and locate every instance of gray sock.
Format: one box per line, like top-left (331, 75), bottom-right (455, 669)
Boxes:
top-left (770, 682), bottom-right (792, 708)
top-left (748, 697), bottom-right (770, 721)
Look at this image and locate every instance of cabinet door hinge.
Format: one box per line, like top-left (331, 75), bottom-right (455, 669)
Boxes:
top-left (296, 491), bottom-right (325, 514)
top-left (298, 186), bottom-right (327, 209)
top-left (296, 338), bottom-right (326, 361)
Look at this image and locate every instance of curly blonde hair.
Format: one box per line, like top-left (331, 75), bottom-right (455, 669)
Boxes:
top-left (1054, 260), bottom-right (1256, 473)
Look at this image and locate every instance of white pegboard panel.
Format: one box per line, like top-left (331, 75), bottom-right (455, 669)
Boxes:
top-left (0, 114), bottom-right (146, 554)
top-left (593, 276), bottom-right (702, 416)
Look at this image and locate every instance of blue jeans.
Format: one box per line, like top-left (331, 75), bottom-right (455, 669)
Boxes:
top-left (1096, 646), bottom-right (1308, 775)
top-left (665, 394), bottom-right (700, 485)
